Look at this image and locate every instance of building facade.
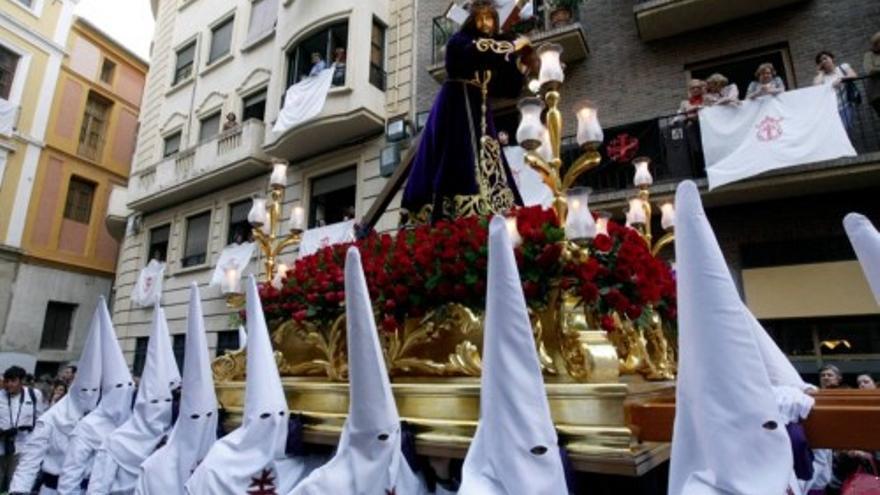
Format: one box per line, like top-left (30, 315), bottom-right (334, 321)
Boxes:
top-left (0, 7), bottom-right (147, 375)
top-left (112, 0), bottom-right (415, 367)
top-left (416, 0), bottom-right (880, 383)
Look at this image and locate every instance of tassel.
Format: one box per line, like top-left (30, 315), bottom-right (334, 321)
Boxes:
top-left (786, 422), bottom-right (814, 481)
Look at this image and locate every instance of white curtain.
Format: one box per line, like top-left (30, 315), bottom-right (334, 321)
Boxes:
top-left (699, 84), bottom-right (856, 190)
top-left (245, 0), bottom-right (278, 45)
top-left (273, 66), bottom-right (335, 134)
top-left (131, 260), bottom-right (165, 307)
top-left (298, 220), bottom-right (355, 259)
top-left (210, 242), bottom-right (256, 287)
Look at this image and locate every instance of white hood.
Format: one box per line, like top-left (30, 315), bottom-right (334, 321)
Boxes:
top-left (58, 299), bottom-right (105, 431)
top-left (669, 181), bottom-right (797, 495)
top-left (288, 247), bottom-right (428, 495)
top-left (843, 212), bottom-right (880, 306)
top-left (136, 284), bottom-right (219, 495)
top-left (98, 305), bottom-right (181, 489)
top-left (458, 216), bottom-right (567, 495)
top-left (185, 276), bottom-right (316, 494)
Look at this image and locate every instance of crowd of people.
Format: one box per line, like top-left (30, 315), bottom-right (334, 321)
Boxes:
top-left (677, 32), bottom-right (880, 129)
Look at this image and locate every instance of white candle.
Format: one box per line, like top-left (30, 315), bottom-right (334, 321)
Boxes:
top-left (505, 217), bottom-right (523, 247)
top-left (528, 79), bottom-right (541, 94)
top-left (248, 198), bottom-right (268, 227)
top-left (269, 162), bottom-right (288, 188)
top-left (632, 157), bottom-right (653, 187)
top-left (595, 212), bottom-right (611, 237)
top-left (222, 266), bottom-right (240, 294)
top-left (516, 97), bottom-right (544, 148)
top-left (660, 202), bottom-right (675, 231)
top-left (272, 263), bottom-right (288, 290)
top-left (537, 43), bottom-right (564, 86)
top-left (287, 205), bottom-right (305, 233)
top-left (628, 197), bottom-right (647, 225)
top-left (576, 105), bottom-right (603, 146)
top-left (565, 187), bottom-right (596, 240)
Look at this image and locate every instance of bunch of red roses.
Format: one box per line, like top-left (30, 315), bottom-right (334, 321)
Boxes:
top-left (255, 206), bottom-right (676, 334)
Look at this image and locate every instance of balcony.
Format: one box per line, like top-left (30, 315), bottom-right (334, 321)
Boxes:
top-left (427, 11), bottom-right (589, 83)
top-left (105, 184), bottom-right (131, 241)
top-left (633, 0), bottom-right (805, 41)
top-left (129, 119), bottom-right (271, 212)
top-left (559, 77), bottom-right (880, 208)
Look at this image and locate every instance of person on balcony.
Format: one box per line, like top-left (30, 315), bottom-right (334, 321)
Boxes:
top-left (704, 73), bottom-right (739, 106)
top-left (332, 47), bottom-right (346, 87)
top-left (222, 112), bottom-right (239, 131)
top-left (308, 52), bottom-right (326, 78)
top-left (813, 51), bottom-right (859, 130)
top-left (746, 62), bottom-right (785, 100)
top-left (676, 79), bottom-right (707, 120)
top-left (402, 0), bottom-right (534, 224)
top-left (864, 32), bottom-right (880, 118)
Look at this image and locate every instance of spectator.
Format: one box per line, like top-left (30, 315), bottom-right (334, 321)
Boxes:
top-left (857, 373), bottom-right (877, 389)
top-left (332, 47), bottom-right (347, 86)
top-left (58, 364), bottom-right (76, 386)
top-left (818, 364), bottom-right (844, 389)
top-left (0, 366), bottom-right (44, 492)
top-left (704, 73), bottom-right (740, 106)
top-left (864, 31), bottom-right (880, 118)
top-left (746, 62), bottom-right (785, 99)
top-left (48, 381), bottom-right (68, 407)
top-left (308, 52), bottom-right (327, 77)
top-left (222, 112), bottom-right (239, 131)
top-left (813, 50), bottom-right (859, 129)
top-left (677, 79), bottom-right (707, 119)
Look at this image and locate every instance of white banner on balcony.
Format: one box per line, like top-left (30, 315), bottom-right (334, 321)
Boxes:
top-left (210, 242), bottom-right (256, 288)
top-left (131, 260), bottom-right (165, 307)
top-left (0, 99), bottom-right (16, 137)
top-left (502, 146), bottom-right (554, 208)
top-left (298, 220), bottom-right (356, 259)
top-left (699, 84), bottom-right (856, 190)
top-left (273, 66), bottom-right (335, 134)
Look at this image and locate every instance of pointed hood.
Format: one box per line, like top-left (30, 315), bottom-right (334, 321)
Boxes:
top-left (843, 213), bottom-right (880, 306)
top-left (186, 276), bottom-right (316, 493)
top-left (68, 299), bottom-right (105, 416)
top-left (457, 216), bottom-right (567, 495)
top-left (96, 299), bottom-right (136, 426)
top-left (99, 306), bottom-right (181, 488)
top-left (288, 247), bottom-right (426, 495)
top-left (137, 284), bottom-right (219, 495)
top-left (669, 181), bottom-right (793, 494)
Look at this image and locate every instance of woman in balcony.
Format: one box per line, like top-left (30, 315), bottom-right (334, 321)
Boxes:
top-left (813, 51), bottom-right (859, 130)
top-left (746, 62), bottom-right (786, 100)
top-left (402, 0), bottom-right (535, 224)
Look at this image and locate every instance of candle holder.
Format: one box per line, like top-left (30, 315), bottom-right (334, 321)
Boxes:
top-left (627, 157), bottom-right (675, 256)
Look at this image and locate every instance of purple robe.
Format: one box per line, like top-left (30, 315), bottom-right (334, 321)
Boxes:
top-left (403, 30), bottom-right (524, 223)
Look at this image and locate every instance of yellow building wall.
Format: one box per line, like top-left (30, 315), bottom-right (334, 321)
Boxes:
top-left (18, 21), bottom-right (146, 275)
top-left (1, 0), bottom-right (63, 39)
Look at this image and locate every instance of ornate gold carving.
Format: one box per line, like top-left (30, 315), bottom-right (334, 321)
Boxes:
top-left (273, 316), bottom-right (347, 381)
top-left (474, 38), bottom-right (516, 54)
top-left (211, 348), bottom-right (246, 382)
top-left (606, 311), bottom-right (676, 381)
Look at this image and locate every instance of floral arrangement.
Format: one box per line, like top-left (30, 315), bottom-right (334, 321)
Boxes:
top-left (256, 206), bottom-right (676, 333)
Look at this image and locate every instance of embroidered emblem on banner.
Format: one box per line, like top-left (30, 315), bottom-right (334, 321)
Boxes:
top-left (756, 116), bottom-right (784, 142)
top-left (606, 133), bottom-right (640, 163)
top-left (247, 468), bottom-right (277, 495)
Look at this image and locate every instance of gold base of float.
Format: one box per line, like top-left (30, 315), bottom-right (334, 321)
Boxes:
top-left (212, 290), bottom-right (678, 476)
top-left (216, 377), bottom-right (674, 476)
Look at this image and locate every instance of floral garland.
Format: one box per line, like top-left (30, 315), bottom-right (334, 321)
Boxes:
top-left (255, 206), bottom-right (676, 333)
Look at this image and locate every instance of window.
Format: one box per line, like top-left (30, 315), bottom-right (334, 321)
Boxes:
top-left (14, 0), bottom-right (33, 8)
top-left (286, 21), bottom-right (348, 88)
top-left (227, 198), bottom-right (253, 244)
top-left (148, 224), bottom-right (170, 262)
top-left (370, 19), bottom-right (386, 90)
top-left (740, 236), bottom-right (855, 269)
top-left (100, 58), bottom-right (116, 84)
top-left (0, 45), bottom-right (20, 100)
top-left (163, 131), bottom-right (182, 158)
top-left (215, 330), bottom-right (241, 357)
top-left (173, 334), bottom-right (185, 373)
top-left (78, 92), bottom-right (112, 160)
top-left (182, 211), bottom-right (211, 267)
top-left (199, 111), bottom-right (221, 142)
top-left (173, 41), bottom-right (196, 85)
top-left (242, 89), bottom-right (267, 122)
top-left (39, 302), bottom-right (77, 350)
top-left (63, 177), bottom-right (96, 224)
top-left (209, 17), bottom-right (234, 65)
top-left (132, 337), bottom-right (149, 376)
top-left (309, 167), bottom-right (356, 228)
top-left (764, 315), bottom-right (880, 359)
top-left (245, 0), bottom-right (278, 45)
top-left (687, 43), bottom-right (795, 102)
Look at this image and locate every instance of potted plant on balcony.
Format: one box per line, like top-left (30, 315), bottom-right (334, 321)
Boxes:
top-left (548, 0), bottom-right (584, 27)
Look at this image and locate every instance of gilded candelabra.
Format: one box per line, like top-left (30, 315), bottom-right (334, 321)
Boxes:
top-left (626, 156), bottom-right (675, 257)
top-left (222, 158), bottom-right (305, 306)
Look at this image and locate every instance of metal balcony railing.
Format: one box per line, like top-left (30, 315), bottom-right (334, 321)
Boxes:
top-left (561, 76), bottom-right (880, 194)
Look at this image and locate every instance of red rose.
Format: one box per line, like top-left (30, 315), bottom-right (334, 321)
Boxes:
top-left (600, 315), bottom-right (616, 332)
top-left (625, 304), bottom-right (642, 320)
top-left (592, 234), bottom-right (612, 252)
